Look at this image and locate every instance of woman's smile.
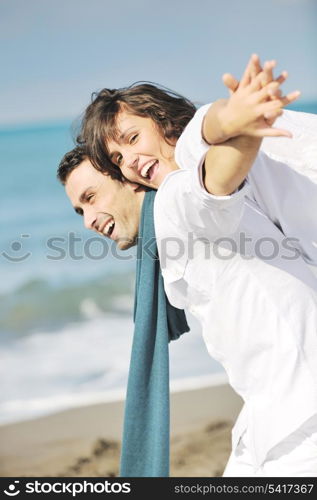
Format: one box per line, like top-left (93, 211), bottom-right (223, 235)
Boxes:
top-left (107, 111), bottom-right (179, 189)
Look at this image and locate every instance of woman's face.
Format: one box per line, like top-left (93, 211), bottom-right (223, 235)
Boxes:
top-left (106, 110), bottom-right (179, 189)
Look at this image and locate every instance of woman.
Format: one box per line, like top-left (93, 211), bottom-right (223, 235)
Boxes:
top-left (79, 57), bottom-right (317, 476)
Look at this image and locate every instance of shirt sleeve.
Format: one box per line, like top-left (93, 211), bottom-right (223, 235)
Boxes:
top-left (170, 100), bottom-right (256, 241)
top-left (261, 109), bottom-right (317, 173)
top-left (156, 169), bottom-right (250, 246)
top-left (175, 103), bottom-right (212, 171)
top-left (186, 157), bottom-right (251, 239)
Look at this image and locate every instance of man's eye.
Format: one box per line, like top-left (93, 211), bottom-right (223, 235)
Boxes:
top-left (87, 194), bottom-right (95, 202)
top-left (129, 134), bottom-right (138, 144)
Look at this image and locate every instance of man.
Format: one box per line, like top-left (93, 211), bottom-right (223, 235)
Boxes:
top-left (58, 146), bottom-right (185, 478)
top-left (58, 147), bottom-right (145, 250)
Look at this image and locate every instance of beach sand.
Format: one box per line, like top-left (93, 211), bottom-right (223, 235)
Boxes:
top-left (0, 377), bottom-right (242, 477)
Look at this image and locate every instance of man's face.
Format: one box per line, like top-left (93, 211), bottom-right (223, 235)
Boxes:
top-left (65, 158), bottom-right (144, 250)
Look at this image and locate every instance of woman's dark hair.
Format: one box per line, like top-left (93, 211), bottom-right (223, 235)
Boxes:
top-left (79, 82), bottom-right (196, 178)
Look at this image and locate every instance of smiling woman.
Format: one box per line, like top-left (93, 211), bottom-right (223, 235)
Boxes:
top-left (107, 111), bottom-right (179, 188)
top-left (78, 84), bottom-right (196, 185)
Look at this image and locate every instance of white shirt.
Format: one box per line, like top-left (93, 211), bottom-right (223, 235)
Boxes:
top-left (176, 104), bottom-right (317, 266)
top-left (153, 114), bottom-right (317, 467)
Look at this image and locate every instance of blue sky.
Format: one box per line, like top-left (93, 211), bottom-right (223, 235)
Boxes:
top-left (0, 0), bottom-right (316, 125)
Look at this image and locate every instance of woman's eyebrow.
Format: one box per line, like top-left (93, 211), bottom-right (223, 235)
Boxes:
top-left (119, 126), bottom-right (136, 141)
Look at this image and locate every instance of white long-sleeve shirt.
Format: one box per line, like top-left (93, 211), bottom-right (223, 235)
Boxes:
top-left (153, 110), bottom-right (317, 468)
top-left (176, 104), bottom-right (317, 266)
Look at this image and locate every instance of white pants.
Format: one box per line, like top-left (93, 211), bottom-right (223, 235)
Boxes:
top-left (223, 414), bottom-right (317, 477)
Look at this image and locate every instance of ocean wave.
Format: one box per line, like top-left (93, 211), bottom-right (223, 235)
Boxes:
top-left (0, 272), bottom-right (135, 338)
top-left (0, 311), bottom-right (222, 425)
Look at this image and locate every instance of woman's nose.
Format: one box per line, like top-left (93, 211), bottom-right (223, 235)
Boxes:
top-left (121, 148), bottom-right (138, 169)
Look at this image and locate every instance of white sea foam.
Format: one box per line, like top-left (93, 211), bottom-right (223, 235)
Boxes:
top-left (0, 312), bottom-right (222, 425)
top-left (0, 374), bottom-right (228, 427)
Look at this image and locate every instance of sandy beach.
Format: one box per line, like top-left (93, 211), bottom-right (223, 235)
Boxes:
top-left (0, 375), bottom-right (242, 477)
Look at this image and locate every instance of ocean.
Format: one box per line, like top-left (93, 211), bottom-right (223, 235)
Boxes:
top-left (1, 101), bottom-right (316, 425)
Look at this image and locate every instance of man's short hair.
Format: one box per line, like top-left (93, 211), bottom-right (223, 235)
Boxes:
top-left (57, 145), bottom-right (124, 184)
top-left (57, 146), bottom-right (88, 185)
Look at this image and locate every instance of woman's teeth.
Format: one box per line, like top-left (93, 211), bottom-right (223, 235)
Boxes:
top-left (141, 160), bottom-right (158, 178)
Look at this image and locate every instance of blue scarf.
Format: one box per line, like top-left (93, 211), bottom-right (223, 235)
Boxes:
top-left (119, 190), bottom-right (189, 477)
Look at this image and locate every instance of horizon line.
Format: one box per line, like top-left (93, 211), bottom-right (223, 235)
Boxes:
top-left (1, 99), bottom-right (317, 134)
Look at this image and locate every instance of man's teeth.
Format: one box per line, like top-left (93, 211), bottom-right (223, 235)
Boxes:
top-left (141, 160), bottom-right (157, 178)
top-left (104, 220), bottom-right (115, 236)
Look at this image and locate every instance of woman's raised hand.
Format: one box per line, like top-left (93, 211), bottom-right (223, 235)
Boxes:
top-left (219, 54), bottom-right (300, 138)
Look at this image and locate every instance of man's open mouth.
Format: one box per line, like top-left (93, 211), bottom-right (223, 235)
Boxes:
top-left (140, 160), bottom-right (159, 181)
top-left (103, 218), bottom-right (115, 238)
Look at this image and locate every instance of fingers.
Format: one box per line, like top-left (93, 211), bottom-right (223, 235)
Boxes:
top-left (222, 73), bottom-right (239, 95)
top-left (256, 89), bottom-right (300, 118)
top-left (280, 89), bottom-right (301, 106)
top-left (276, 70), bottom-right (288, 86)
top-left (255, 80), bottom-right (281, 101)
top-left (255, 80), bottom-right (298, 104)
top-left (265, 89), bottom-right (300, 108)
top-left (263, 109), bottom-right (283, 127)
top-left (223, 56), bottom-right (298, 115)
top-left (240, 53), bottom-right (260, 88)
top-left (265, 70), bottom-right (288, 101)
top-left (254, 127), bottom-right (293, 138)
top-left (256, 97), bottom-right (286, 119)
top-left (248, 61), bottom-right (288, 99)
top-left (249, 61), bottom-right (276, 92)
top-left (250, 54), bottom-right (262, 80)
top-left (264, 108), bottom-right (283, 121)
top-left (261, 60), bottom-right (276, 87)
top-left (268, 87), bottom-right (282, 99)
top-left (223, 56), bottom-right (287, 98)
top-left (222, 54), bottom-right (262, 95)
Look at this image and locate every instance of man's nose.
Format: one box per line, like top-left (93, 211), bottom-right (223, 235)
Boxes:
top-left (83, 209), bottom-right (97, 230)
